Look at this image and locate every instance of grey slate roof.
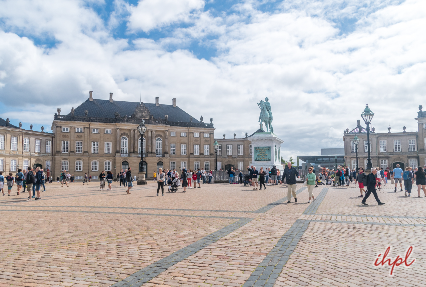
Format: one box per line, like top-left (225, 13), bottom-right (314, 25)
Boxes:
top-left (71, 99), bottom-right (200, 123)
top-left (0, 118), bottom-right (18, 128)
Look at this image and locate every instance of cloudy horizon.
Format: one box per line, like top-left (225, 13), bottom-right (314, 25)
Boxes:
top-left (0, 0), bottom-right (425, 161)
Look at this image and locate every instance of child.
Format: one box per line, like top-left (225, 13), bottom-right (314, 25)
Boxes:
top-left (6, 173), bottom-right (14, 196)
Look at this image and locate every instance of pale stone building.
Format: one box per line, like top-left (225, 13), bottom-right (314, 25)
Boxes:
top-left (215, 133), bottom-right (252, 171)
top-left (0, 118), bottom-right (54, 175)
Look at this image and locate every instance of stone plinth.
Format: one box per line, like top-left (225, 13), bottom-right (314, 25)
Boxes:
top-left (249, 130), bottom-right (284, 172)
top-left (137, 172), bottom-right (147, 185)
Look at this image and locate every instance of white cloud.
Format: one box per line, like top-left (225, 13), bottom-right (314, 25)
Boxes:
top-left (128, 0), bottom-right (205, 32)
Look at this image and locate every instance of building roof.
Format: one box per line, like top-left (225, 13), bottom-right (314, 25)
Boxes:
top-left (0, 118), bottom-right (18, 128)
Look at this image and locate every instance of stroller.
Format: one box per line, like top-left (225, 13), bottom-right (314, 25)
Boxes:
top-left (168, 178), bottom-right (179, 193)
top-left (243, 174), bottom-right (251, 186)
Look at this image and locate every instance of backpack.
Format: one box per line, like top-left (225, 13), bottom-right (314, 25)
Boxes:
top-left (16, 172), bottom-right (22, 181)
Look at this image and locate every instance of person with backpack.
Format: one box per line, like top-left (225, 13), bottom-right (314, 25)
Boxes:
top-left (15, 168), bottom-right (24, 195)
top-left (99, 170), bottom-right (106, 191)
top-left (126, 168), bottom-right (132, 194)
top-left (403, 167), bottom-right (413, 197)
top-left (106, 171), bottom-right (113, 190)
top-left (26, 167), bottom-right (35, 200)
top-left (0, 172), bottom-right (4, 196)
top-left (6, 173), bottom-right (14, 196)
top-left (34, 167), bottom-right (43, 200)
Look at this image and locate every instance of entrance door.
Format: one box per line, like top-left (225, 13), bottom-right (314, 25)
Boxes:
top-left (34, 163), bottom-right (42, 169)
top-left (122, 161), bottom-right (129, 171)
top-left (393, 162), bottom-right (404, 170)
top-left (224, 164), bottom-right (234, 172)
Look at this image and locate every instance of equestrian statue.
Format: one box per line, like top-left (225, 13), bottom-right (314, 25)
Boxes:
top-left (257, 97), bottom-right (274, 133)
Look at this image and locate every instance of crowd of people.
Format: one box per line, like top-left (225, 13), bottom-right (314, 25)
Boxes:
top-left (0, 167), bottom-right (48, 200)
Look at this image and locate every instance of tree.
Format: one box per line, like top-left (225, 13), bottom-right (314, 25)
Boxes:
top-left (281, 157), bottom-right (295, 165)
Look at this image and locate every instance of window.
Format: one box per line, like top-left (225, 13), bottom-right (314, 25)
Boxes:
top-left (121, 137), bottom-right (128, 155)
top-left (73, 141), bottom-right (82, 153)
top-left (92, 141), bottom-right (99, 154)
top-left (170, 144), bottom-right (176, 155)
top-left (92, 128), bottom-right (99, 134)
top-left (105, 129), bottom-right (112, 134)
top-left (61, 160), bottom-right (69, 171)
top-left (75, 160), bottom-right (83, 171)
top-left (379, 140), bottom-right (387, 152)
top-left (194, 161), bottom-right (200, 170)
top-left (226, 144), bottom-right (232, 155)
top-left (408, 139), bottom-right (416, 152)
top-left (23, 138), bottom-right (30, 152)
top-left (380, 159), bottom-right (388, 169)
top-left (0, 159), bottom-right (3, 171)
top-left (364, 159), bottom-right (368, 169)
top-left (23, 160), bottom-right (29, 171)
top-left (156, 138), bottom-right (162, 156)
top-left (45, 160), bottom-right (51, 170)
top-left (350, 140), bottom-right (356, 153)
top-left (194, 132), bottom-right (199, 138)
top-left (61, 141), bottom-right (69, 153)
top-left (194, 144), bottom-right (200, 155)
top-left (364, 141), bottom-right (371, 153)
top-left (181, 161), bottom-right (187, 170)
top-left (11, 137), bottom-right (17, 151)
top-left (104, 142), bottom-right (112, 154)
top-left (204, 161), bottom-right (210, 171)
top-left (409, 158), bottom-right (418, 169)
top-left (35, 139), bottom-right (41, 152)
top-left (204, 145), bottom-right (209, 155)
top-left (138, 138), bottom-right (145, 155)
top-left (75, 127), bottom-right (83, 133)
top-left (0, 135), bottom-right (4, 150)
top-left (394, 140), bottom-right (401, 152)
top-left (104, 161), bottom-right (111, 171)
top-left (170, 161), bottom-right (176, 170)
top-left (217, 144), bottom-right (222, 156)
top-left (62, 127), bottom-right (69, 132)
top-left (46, 140), bottom-right (51, 153)
top-left (180, 132), bottom-right (187, 137)
top-left (217, 162), bottom-right (222, 170)
top-left (10, 159), bottom-right (17, 171)
top-left (204, 133), bottom-right (209, 138)
top-left (91, 160), bottom-right (99, 171)
top-left (181, 144), bottom-right (187, 155)
top-left (238, 161), bottom-right (244, 171)
top-left (170, 131), bottom-right (176, 137)
top-left (351, 159), bottom-right (356, 170)
top-left (249, 144), bottom-right (253, 156)
top-left (237, 144), bottom-right (243, 155)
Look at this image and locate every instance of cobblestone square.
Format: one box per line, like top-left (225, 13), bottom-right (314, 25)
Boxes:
top-left (0, 181), bottom-right (424, 286)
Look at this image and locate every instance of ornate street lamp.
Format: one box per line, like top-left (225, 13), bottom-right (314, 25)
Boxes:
top-left (361, 104), bottom-right (374, 171)
top-left (137, 119), bottom-right (147, 185)
top-left (214, 140), bottom-right (219, 171)
top-left (353, 135), bottom-right (360, 171)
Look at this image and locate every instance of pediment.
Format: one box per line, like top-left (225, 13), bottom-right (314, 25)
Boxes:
top-left (133, 103), bottom-right (151, 119)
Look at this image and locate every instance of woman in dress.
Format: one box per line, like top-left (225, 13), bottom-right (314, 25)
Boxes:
top-left (414, 166), bottom-right (426, 198)
top-left (181, 169), bottom-right (188, 193)
top-left (157, 168), bottom-right (165, 196)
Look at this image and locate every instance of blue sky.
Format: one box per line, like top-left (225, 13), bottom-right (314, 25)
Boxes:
top-left (0, 0), bottom-right (425, 159)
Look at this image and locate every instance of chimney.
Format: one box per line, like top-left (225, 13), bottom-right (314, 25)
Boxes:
top-left (165, 115), bottom-right (168, 121)
top-left (6, 118), bottom-right (9, 126)
top-left (30, 124), bottom-right (33, 130)
top-left (155, 97), bottom-right (159, 106)
top-left (234, 133), bottom-right (236, 139)
top-left (57, 108), bottom-right (61, 115)
top-left (89, 91), bottom-right (93, 101)
top-left (172, 98), bottom-right (176, 107)
top-left (109, 93), bottom-right (113, 103)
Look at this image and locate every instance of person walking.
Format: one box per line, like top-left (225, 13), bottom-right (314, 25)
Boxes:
top-left (192, 171), bottom-right (197, 188)
top-left (157, 168), bottom-right (165, 196)
top-left (251, 166), bottom-right (259, 190)
top-left (259, 167), bottom-right (266, 190)
top-left (34, 167), bottom-right (43, 200)
top-left (376, 167), bottom-right (382, 190)
top-left (126, 168), bottom-right (132, 194)
top-left (15, 168), bottom-right (24, 195)
top-left (6, 173), bottom-right (14, 196)
top-left (283, 162), bottom-right (299, 203)
top-left (106, 171), bottom-right (113, 190)
top-left (196, 169), bottom-right (202, 188)
top-left (414, 166), bottom-right (426, 198)
top-left (306, 167), bottom-right (316, 203)
top-left (393, 164), bottom-right (403, 192)
top-left (99, 170), bottom-right (106, 191)
top-left (181, 168), bottom-right (188, 193)
top-left (270, 166), bottom-right (277, 185)
top-left (362, 168), bottom-right (385, 206)
top-left (403, 167), bottom-right (413, 197)
top-left (26, 167), bottom-right (35, 200)
top-left (357, 168), bottom-right (366, 197)
top-left (0, 172), bottom-right (4, 196)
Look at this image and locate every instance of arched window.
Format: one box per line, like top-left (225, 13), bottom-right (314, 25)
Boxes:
top-left (121, 136), bottom-right (128, 154)
top-left (104, 161), bottom-right (111, 171)
top-left (138, 137), bottom-right (146, 155)
top-left (91, 160), bottom-right (99, 171)
top-left (156, 138), bottom-right (162, 156)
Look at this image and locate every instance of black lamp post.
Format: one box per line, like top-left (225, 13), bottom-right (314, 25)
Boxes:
top-left (354, 135), bottom-right (359, 171)
top-left (361, 104), bottom-right (374, 171)
top-left (137, 119), bottom-right (147, 185)
top-left (214, 140), bottom-right (219, 171)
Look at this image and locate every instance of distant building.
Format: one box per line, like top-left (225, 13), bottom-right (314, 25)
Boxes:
top-left (298, 148), bottom-right (345, 171)
top-left (215, 133), bottom-right (251, 171)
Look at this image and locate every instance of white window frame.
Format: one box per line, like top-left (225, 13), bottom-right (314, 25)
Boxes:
top-left (408, 158), bottom-right (418, 169)
top-left (351, 159), bottom-right (357, 170)
top-left (170, 131), bottom-right (176, 137)
top-left (92, 128), bottom-right (99, 134)
top-left (170, 161), bottom-right (176, 170)
top-left (379, 140), bottom-right (387, 152)
top-left (91, 141), bottom-right (99, 154)
top-left (226, 144), bottom-right (232, 156)
top-left (181, 144), bottom-right (187, 155)
top-left (204, 144), bottom-right (209, 156)
top-left (204, 133), bottom-right (209, 138)
top-left (170, 144), bottom-right (176, 155)
top-left (364, 141), bottom-right (371, 153)
top-left (104, 142), bottom-right (112, 154)
top-left (0, 135), bottom-right (4, 150)
top-left (61, 141), bottom-right (69, 153)
top-left (45, 160), bottom-right (51, 170)
top-left (11, 136), bottom-right (18, 151)
top-left (194, 144), bottom-right (200, 155)
top-left (23, 160), bottom-right (29, 171)
top-left (217, 144), bottom-right (222, 156)
top-left (104, 161), bottom-right (111, 171)
top-left (194, 161), bottom-right (200, 170)
top-left (194, 132), bottom-right (200, 138)
top-left (75, 160), bottom-right (83, 171)
top-left (408, 139), bottom-right (416, 152)
top-left (46, 140), bottom-right (51, 153)
top-left (0, 159), bottom-right (3, 171)
top-left (238, 161), bottom-right (244, 171)
top-left (394, 140), bottom-right (401, 152)
top-left (23, 138), bottom-right (30, 152)
top-left (138, 138), bottom-right (145, 155)
top-left (75, 141), bottom-right (83, 153)
top-left (380, 159), bottom-right (388, 170)
top-left (350, 140), bottom-right (356, 153)
top-left (237, 144), bottom-right (243, 155)
top-left (204, 161), bottom-right (210, 171)
top-left (62, 127), bottom-right (69, 133)
top-left (35, 139), bottom-right (41, 153)
top-left (156, 138), bottom-right (163, 156)
top-left (91, 160), bottom-right (99, 172)
top-left (61, 160), bottom-right (69, 172)
top-left (10, 159), bottom-right (17, 172)
top-left (180, 132), bottom-right (187, 137)
top-left (105, 129), bottom-right (112, 134)
top-left (217, 162), bottom-right (222, 170)
top-left (181, 161), bottom-right (187, 170)
top-left (121, 137), bottom-right (128, 155)
top-left (249, 144), bottom-right (253, 156)
top-left (75, 127), bottom-right (83, 133)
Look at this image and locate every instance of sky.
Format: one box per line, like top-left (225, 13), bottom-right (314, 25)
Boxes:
top-left (0, 0), bottom-right (425, 161)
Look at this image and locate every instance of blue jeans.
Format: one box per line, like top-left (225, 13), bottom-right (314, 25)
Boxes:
top-left (229, 176), bottom-right (234, 184)
top-left (33, 184), bottom-right (36, 197)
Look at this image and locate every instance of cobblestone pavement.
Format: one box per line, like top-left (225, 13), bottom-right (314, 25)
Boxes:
top-left (0, 181), bottom-right (425, 286)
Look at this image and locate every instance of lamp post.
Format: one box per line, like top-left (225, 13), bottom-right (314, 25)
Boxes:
top-left (214, 140), bottom-right (219, 171)
top-left (361, 104), bottom-right (374, 171)
top-left (354, 135), bottom-right (360, 172)
top-left (137, 119), bottom-right (147, 185)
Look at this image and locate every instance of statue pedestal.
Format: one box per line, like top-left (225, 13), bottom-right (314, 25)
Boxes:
top-left (249, 131), bottom-right (284, 172)
top-left (137, 172), bottom-right (147, 185)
